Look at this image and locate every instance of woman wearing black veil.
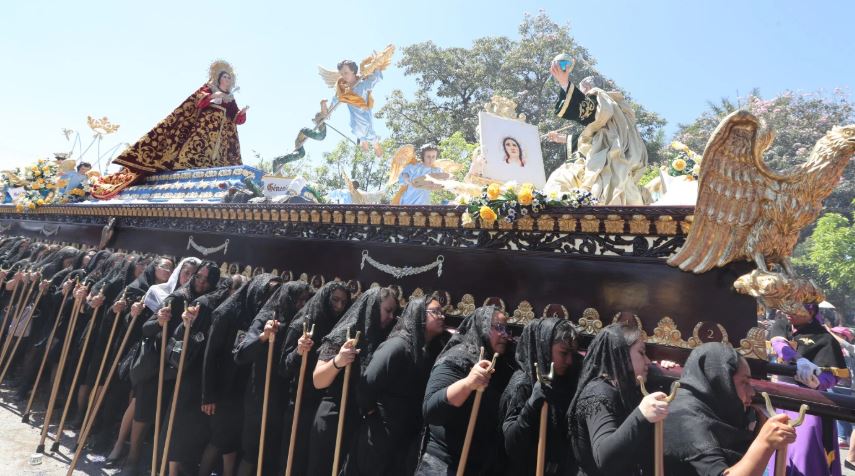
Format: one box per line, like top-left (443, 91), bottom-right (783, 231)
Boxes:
top-left (278, 281), bottom-right (350, 475)
top-left (233, 280), bottom-right (312, 476)
top-left (417, 305), bottom-right (516, 476)
top-left (664, 343), bottom-right (797, 476)
top-left (200, 273), bottom-right (282, 475)
top-left (309, 286), bottom-right (400, 476)
top-left (500, 317), bottom-right (582, 476)
top-left (345, 294), bottom-right (449, 476)
top-left (567, 323), bottom-right (669, 476)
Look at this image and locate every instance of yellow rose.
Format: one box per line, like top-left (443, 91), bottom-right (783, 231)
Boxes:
top-left (27, 202), bottom-right (36, 209)
top-left (517, 188), bottom-right (534, 206)
top-left (520, 183), bottom-right (535, 192)
top-left (36, 199), bottom-right (45, 206)
top-left (486, 183), bottom-right (501, 200)
top-left (479, 206), bottom-right (497, 222)
top-left (672, 158), bottom-right (687, 172)
top-left (15, 203), bottom-right (24, 212)
top-left (461, 212), bottom-right (473, 226)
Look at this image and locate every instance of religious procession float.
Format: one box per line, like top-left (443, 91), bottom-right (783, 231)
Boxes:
top-left (1, 47), bottom-right (854, 476)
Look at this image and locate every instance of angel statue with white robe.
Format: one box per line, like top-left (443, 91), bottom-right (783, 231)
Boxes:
top-left (319, 45), bottom-right (395, 158)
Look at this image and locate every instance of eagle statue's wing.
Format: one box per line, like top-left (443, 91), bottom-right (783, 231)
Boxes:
top-left (318, 66), bottom-right (341, 89)
top-left (360, 44), bottom-right (395, 77)
top-left (387, 144), bottom-right (417, 188)
top-left (667, 110), bottom-right (775, 273)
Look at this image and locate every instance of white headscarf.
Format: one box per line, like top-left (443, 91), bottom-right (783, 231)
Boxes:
top-left (143, 257), bottom-right (201, 312)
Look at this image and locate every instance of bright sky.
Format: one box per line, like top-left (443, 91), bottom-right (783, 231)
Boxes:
top-left (2, 0), bottom-right (853, 173)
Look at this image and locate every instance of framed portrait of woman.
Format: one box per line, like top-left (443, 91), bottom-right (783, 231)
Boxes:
top-left (477, 111), bottom-right (546, 187)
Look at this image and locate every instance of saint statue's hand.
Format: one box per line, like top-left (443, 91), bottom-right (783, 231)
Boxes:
top-left (550, 62), bottom-right (571, 91)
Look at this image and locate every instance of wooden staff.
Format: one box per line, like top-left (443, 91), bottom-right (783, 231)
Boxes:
top-left (256, 315), bottom-right (277, 476)
top-left (534, 362), bottom-right (555, 476)
top-left (457, 347), bottom-right (499, 476)
top-left (77, 287), bottom-right (127, 440)
top-left (23, 279), bottom-right (72, 423)
top-left (151, 300), bottom-right (171, 476)
top-left (285, 322), bottom-right (315, 476)
top-left (0, 282), bottom-right (47, 385)
top-left (66, 298), bottom-right (144, 476)
top-left (637, 376), bottom-right (680, 476)
top-left (159, 304), bottom-right (197, 476)
top-left (0, 269), bottom-right (26, 362)
top-left (331, 328), bottom-right (361, 476)
top-left (37, 278), bottom-right (82, 453)
top-left (762, 392), bottom-right (808, 476)
top-left (51, 293), bottom-right (102, 453)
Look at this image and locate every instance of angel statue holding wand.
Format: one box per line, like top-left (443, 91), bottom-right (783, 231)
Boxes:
top-left (272, 45), bottom-right (395, 170)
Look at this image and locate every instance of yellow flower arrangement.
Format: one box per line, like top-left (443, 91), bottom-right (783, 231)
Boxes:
top-left (517, 188), bottom-right (534, 206)
top-left (486, 183), bottom-right (501, 200)
top-left (479, 205), bottom-right (497, 222)
top-left (672, 158), bottom-right (687, 172)
top-left (670, 141), bottom-right (690, 152)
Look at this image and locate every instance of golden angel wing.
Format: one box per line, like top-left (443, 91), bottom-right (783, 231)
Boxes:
top-left (432, 159), bottom-right (464, 175)
top-left (318, 66), bottom-right (341, 89)
top-left (360, 44), bottom-right (395, 77)
top-left (387, 144), bottom-right (417, 188)
top-left (667, 110), bottom-right (774, 273)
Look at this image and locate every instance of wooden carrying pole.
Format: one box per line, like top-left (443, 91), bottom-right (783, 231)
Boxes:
top-left (77, 288), bottom-right (127, 442)
top-left (637, 376), bottom-right (680, 476)
top-left (23, 281), bottom-right (71, 423)
top-left (331, 328), bottom-right (361, 476)
top-left (151, 301), bottom-right (171, 476)
top-left (0, 271), bottom-right (27, 364)
top-left (762, 392), bottom-right (808, 476)
top-left (159, 305), bottom-right (197, 476)
top-left (457, 348), bottom-right (499, 476)
top-left (0, 283), bottom-right (47, 385)
top-left (51, 298), bottom-right (102, 453)
top-left (67, 300), bottom-right (143, 476)
top-left (534, 362), bottom-right (555, 476)
top-left (284, 322), bottom-right (315, 476)
top-left (37, 280), bottom-right (82, 453)
top-left (256, 323), bottom-right (276, 476)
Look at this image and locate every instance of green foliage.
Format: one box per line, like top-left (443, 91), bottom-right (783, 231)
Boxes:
top-left (794, 208), bottom-right (855, 316)
top-left (377, 12), bottom-right (667, 175)
top-left (431, 132), bottom-right (478, 204)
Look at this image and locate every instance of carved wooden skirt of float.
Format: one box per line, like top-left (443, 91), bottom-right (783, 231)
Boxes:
top-left (2, 202), bottom-right (853, 421)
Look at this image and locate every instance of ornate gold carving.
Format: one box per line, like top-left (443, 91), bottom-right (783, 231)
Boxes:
top-left (397, 212), bottom-right (411, 227)
top-left (680, 215), bottom-right (693, 234)
top-left (604, 214), bottom-right (625, 234)
top-left (445, 212), bottom-right (459, 228)
top-left (558, 215), bottom-right (576, 232)
top-left (428, 212), bottom-right (442, 228)
top-left (236, 209), bottom-right (245, 220)
top-left (333, 210), bottom-right (343, 224)
top-left (484, 96), bottom-right (527, 122)
top-left (509, 300), bottom-right (535, 325)
top-left (580, 215), bottom-right (600, 233)
top-left (542, 304), bottom-right (569, 319)
top-left (413, 212), bottom-right (426, 227)
top-left (289, 210), bottom-right (299, 222)
top-left (734, 270), bottom-right (825, 320)
top-left (262, 209), bottom-right (270, 221)
top-left (479, 217), bottom-right (496, 229)
top-left (536, 215), bottom-right (555, 232)
top-left (688, 321), bottom-right (730, 347)
top-left (383, 212), bottom-right (395, 226)
top-left (498, 219), bottom-right (513, 230)
top-left (370, 211), bottom-right (381, 225)
top-left (737, 327), bottom-right (768, 360)
top-left (516, 215), bottom-right (534, 231)
top-left (578, 308), bottom-right (603, 335)
top-left (321, 210), bottom-right (331, 223)
top-left (345, 210), bottom-right (355, 224)
top-left (648, 317), bottom-right (690, 348)
top-left (453, 294), bottom-right (476, 316)
top-left (300, 210), bottom-right (310, 222)
top-left (346, 279), bottom-right (362, 299)
top-left (482, 297), bottom-right (506, 311)
top-left (310, 210), bottom-right (320, 223)
top-left (655, 215), bottom-right (677, 235)
top-left (409, 288), bottom-right (425, 301)
top-left (253, 209), bottom-right (261, 221)
top-left (356, 211), bottom-right (368, 225)
top-left (629, 215), bottom-right (650, 235)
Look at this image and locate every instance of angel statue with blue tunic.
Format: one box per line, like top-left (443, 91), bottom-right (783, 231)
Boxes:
top-left (319, 45), bottom-right (395, 158)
